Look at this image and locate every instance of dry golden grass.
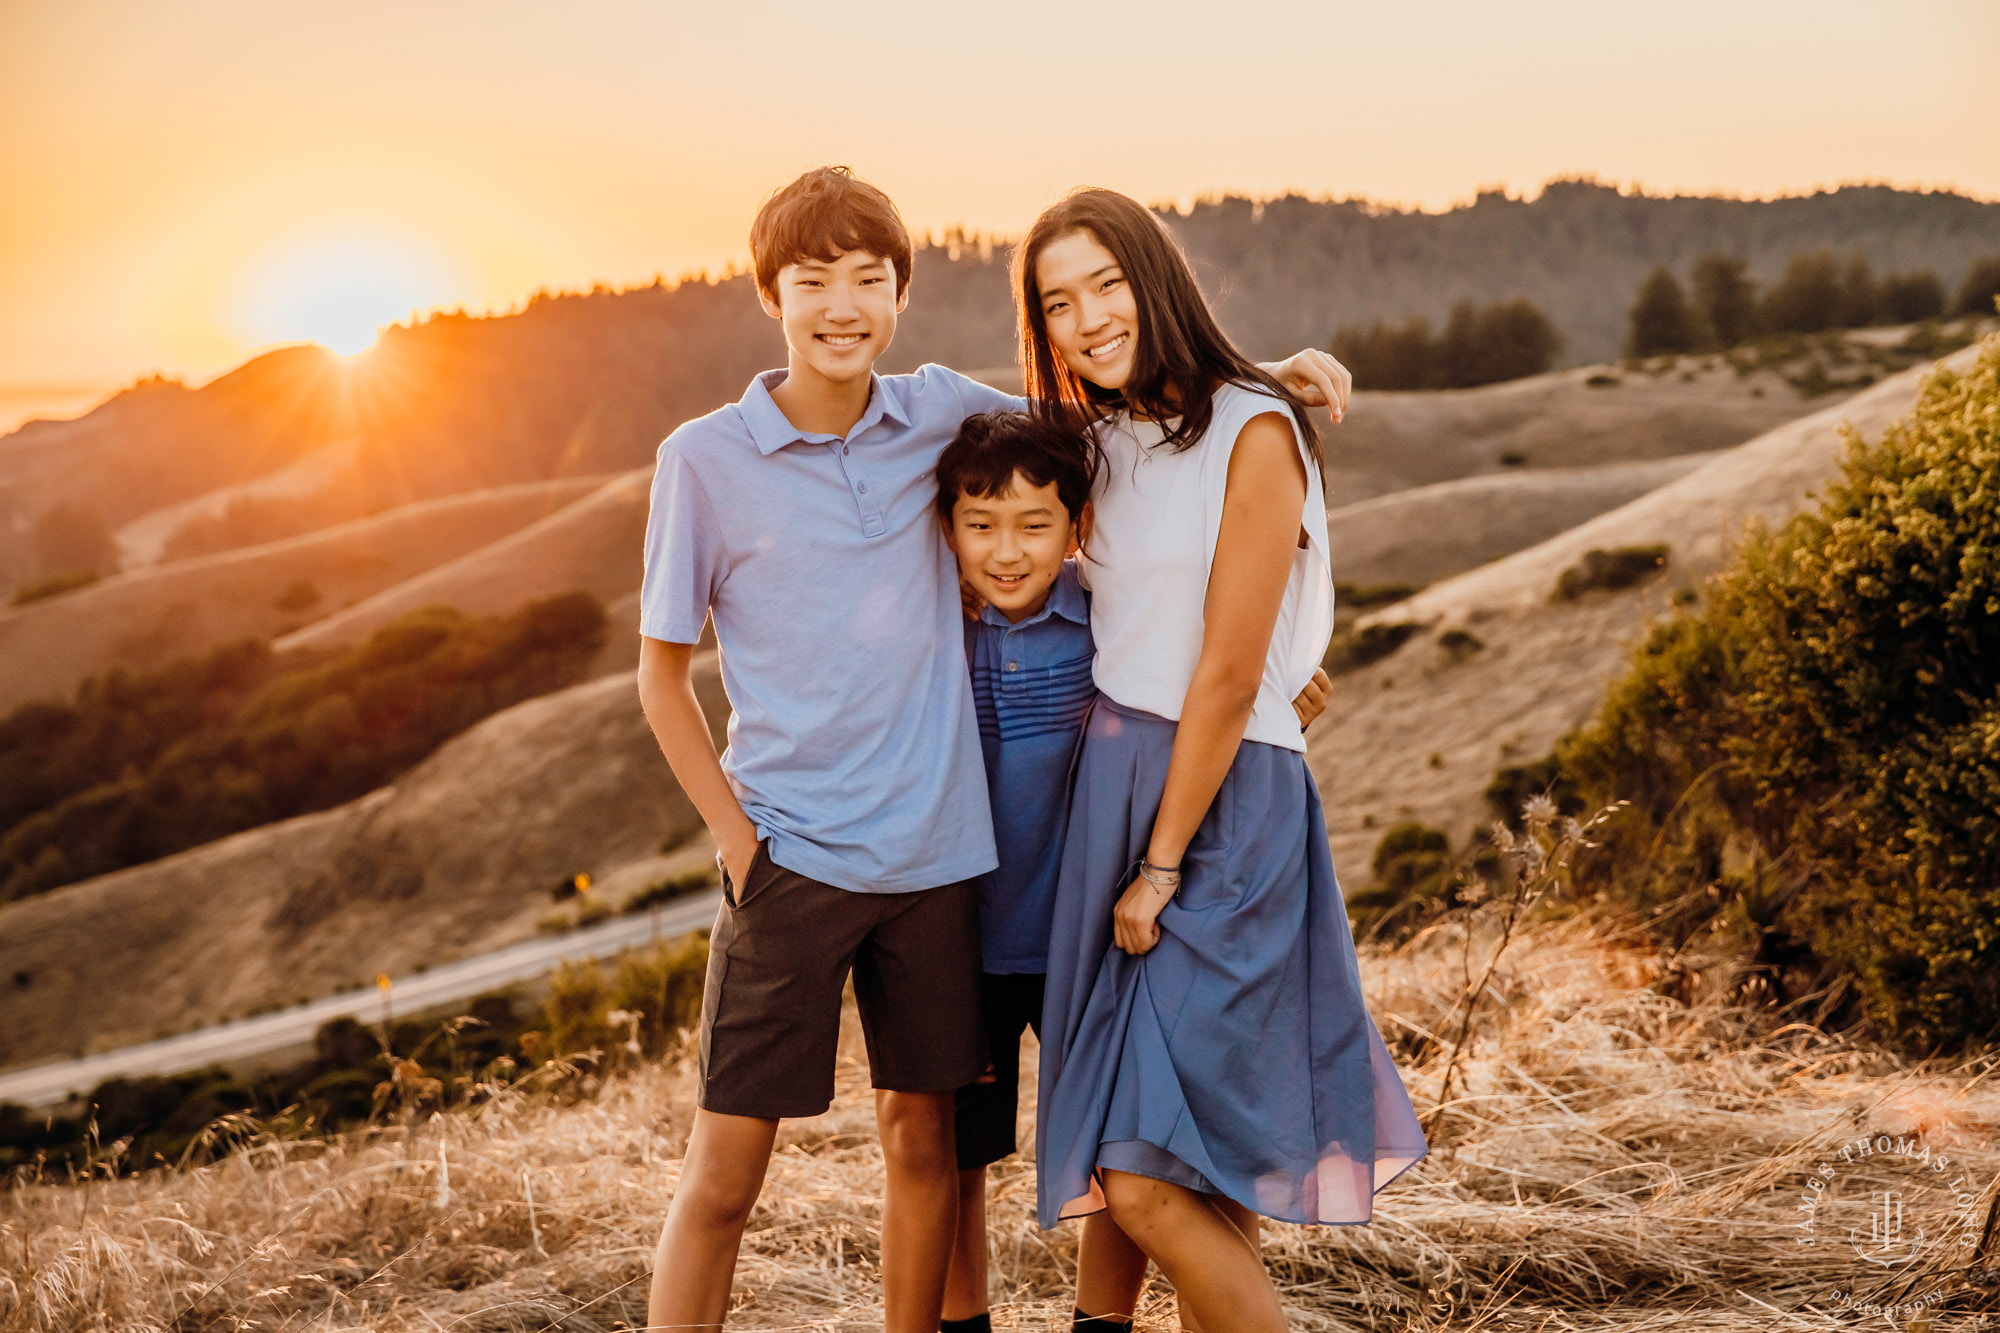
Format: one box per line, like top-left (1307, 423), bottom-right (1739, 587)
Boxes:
top-left (5, 901), bottom-right (1998, 1332)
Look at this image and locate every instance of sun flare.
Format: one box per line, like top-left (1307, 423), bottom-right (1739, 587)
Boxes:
top-left (226, 224), bottom-right (463, 357)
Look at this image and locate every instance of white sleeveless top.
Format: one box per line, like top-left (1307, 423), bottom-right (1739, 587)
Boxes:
top-left (1079, 380), bottom-right (1334, 752)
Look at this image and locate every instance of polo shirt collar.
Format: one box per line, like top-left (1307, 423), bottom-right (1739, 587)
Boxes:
top-left (739, 368), bottom-right (911, 455)
top-left (979, 561), bottom-right (1090, 629)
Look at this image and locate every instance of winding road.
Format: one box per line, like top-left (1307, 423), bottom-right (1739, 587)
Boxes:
top-left (0, 888), bottom-right (722, 1109)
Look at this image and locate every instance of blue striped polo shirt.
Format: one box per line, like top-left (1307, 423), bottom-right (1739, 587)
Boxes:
top-left (966, 561), bottom-right (1096, 973)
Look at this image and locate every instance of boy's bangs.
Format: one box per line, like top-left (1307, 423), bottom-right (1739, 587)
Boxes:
top-left (751, 167), bottom-right (913, 294)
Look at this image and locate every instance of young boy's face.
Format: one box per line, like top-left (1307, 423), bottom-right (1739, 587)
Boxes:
top-left (756, 248), bottom-right (908, 386)
top-left (944, 472), bottom-right (1088, 624)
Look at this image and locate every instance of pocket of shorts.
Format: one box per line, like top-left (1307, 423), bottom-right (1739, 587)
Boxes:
top-left (723, 839), bottom-right (772, 910)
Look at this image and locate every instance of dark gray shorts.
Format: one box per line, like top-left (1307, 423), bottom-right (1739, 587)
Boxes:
top-left (697, 841), bottom-right (984, 1119)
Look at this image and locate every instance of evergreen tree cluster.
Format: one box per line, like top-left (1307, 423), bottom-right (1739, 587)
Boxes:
top-left (1627, 248), bottom-right (2000, 356)
top-left (1331, 297), bottom-right (1561, 390)
top-left (0, 592), bottom-right (607, 905)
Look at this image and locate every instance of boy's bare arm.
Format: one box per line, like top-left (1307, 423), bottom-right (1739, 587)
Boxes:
top-left (637, 636), bottom-right (760, 890)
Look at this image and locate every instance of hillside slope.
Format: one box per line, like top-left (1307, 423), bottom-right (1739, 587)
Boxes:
top-left (1308, 342), bottom-right (1986, 878)
top-left (274, 467), bottom-right (652, 655)
top-left (0, 660), bottom-right (726, 1069)
top-left (0, 476), bottom-right (609, 715)
top-left (1329, 451), bottom-right (1718, 588)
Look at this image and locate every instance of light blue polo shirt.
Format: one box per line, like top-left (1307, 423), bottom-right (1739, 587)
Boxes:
top-left (640, 362), bottom-right (1024, 894)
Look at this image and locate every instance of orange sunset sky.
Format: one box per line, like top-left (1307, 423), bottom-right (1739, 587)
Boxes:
top-left (2, 0), bottom-right (1997, 431)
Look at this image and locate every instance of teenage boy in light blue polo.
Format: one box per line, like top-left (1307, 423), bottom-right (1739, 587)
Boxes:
top-left (635, 166), bottom-right (1349, 1333)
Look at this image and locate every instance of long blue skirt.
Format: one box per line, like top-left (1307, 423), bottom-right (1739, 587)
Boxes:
top-left (1035, 696), bottom-right (1428, 1229)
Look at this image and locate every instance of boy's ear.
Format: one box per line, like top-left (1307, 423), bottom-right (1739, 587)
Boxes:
top-left (756, 281), bottom-right (783, 320)
top-left (938, 507), bottom-right (959, 552)
top-left (1069, 500), bottom-right (1094, 557)
top-left (895, 281), bottom-right (910, 314)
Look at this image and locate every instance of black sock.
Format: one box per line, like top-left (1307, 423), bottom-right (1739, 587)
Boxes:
top-left (1073, 1313), bottom-right (1133, 1331)
top-left (940, 1316), bottom-right (992, 1333)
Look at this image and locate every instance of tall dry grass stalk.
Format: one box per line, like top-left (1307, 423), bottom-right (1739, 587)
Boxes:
top-left (4, 901), bottom-right (1998, 1331)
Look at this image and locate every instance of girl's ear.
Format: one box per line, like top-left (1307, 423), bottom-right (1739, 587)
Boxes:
top-left (1069, 501), bottom-right (1094, 557)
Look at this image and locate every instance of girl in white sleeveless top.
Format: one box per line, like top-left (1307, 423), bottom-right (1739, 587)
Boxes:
top-left (1018, 189), bottom-right (1428, 1333)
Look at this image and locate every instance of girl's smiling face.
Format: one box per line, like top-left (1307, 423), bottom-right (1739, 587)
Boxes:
top-left (1034, 228), bottom-right (1140, 394)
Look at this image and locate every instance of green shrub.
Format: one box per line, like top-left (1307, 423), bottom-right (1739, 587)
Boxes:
top-left (1437, 627), bottom-right (1484, 659)
top-left (543, 933), bottom-right (709, 1065)
top-left (624, 866), bottom-right (716, 913)
top-left (1346, 822), bottom-right (1453, 937)
top-left (274, 579), bottom-right (321, 612)
top-left (1553, 544), bottom-right (1670, 600)
top-left (1332, 581), bottom-right (1421, 612)
top-left (1323, 621), bottom-right (1419, 675)
top-left (1554, 336), bottom-right (2000, 1047)
top-left (8, 569), bottom-right (102, 606)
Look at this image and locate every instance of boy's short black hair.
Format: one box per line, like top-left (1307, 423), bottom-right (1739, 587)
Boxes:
top-left (935, 411), bottom-right (1095, 526)
top-left (751, 166), bottom-right (913, 298)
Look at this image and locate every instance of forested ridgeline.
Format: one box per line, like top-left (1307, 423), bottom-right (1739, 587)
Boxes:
top-left (5, 181), bottom-right (1997, 598)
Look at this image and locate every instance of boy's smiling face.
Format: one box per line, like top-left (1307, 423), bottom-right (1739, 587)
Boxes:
top-left (945, 471), bottom-right (1089, 624)
top-left (758, 248), bottom-right (908, 386)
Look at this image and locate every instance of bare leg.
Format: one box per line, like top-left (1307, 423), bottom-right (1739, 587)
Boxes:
top-left (877, 1090), bottom-right (960, 1333)
top-left (647, 1108), bottom-right (780, 1332)
top-left (1100, 1170), bottom-right (1286, 1333)
top-left (943, 1166), bottom-right (989, 1321)
top-left (1174, 1200), bottom-right (1261, 1332)
top-left (1075, 1209), bottom-right (1149, 1321)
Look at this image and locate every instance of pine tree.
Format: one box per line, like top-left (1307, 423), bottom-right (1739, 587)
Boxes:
top-left (1837, 253), bottom-right (1881, 327)
top-left (1953, 254), bottom-right (2000, 317)
top-left (1880, 271), bottom-right (1946, 324)
top-left (1626, 266), bottom-right (1699, 356)
top-left (1690, 253), bottom-right (1757, 348)
top-left (1760, 251), bottom-right (1844, 334)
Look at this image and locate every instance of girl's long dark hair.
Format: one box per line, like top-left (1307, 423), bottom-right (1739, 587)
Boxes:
top-left (1012, 187), bottom-right (1321, 467)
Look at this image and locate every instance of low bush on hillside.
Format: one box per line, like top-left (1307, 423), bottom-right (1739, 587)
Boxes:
top-left (1323, 620), bottom-right (1420, 675)
top-left (1548, 336), bottom-right (2000, 1048)
top-left (1332, 580), bottom-right (1421, 612)
top-left (1553, 544), bottom-right (1670, 600)
top-left (7, 570), bottom-right (103, 606)
top-left (0, 933), bottom-right (710, 1177)
top-left (0, 592), bottom-right (607, 905)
